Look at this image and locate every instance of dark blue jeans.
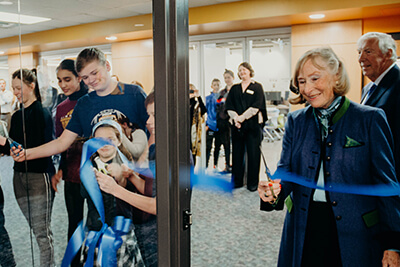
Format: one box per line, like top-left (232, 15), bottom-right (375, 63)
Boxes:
top-left (0, 185), bottom-right (16, 267)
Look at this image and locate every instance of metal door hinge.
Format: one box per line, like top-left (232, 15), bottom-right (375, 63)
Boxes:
top-left (183, 209), bottom-right (192, 230)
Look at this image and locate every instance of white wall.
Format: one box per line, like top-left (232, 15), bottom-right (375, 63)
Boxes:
top-left (250, 43), bottom-right (291, 99)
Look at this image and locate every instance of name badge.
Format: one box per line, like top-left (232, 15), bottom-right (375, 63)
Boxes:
top-left (246, 90), bottom-right (254, 95)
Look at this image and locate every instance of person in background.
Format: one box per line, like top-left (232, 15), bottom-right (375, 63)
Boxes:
top-left (358, 32), bottom-right (400, 180)
top-left (205, 78), bottom-right (220, 172)
top-left (259, 47), bottom-right (400, 266)
top-left (0, 79), bottom-right (13, 130)
top-left (215, 69), bottom-right (234, 173)
top-left (96, 92), bottom-right (158, 266)
top-left (0, 69), bottom-right (55, 267)
top-left (117, 113), bottom-right (148, 166)
top-left (35, 68), bottom-right (61, 115)
top-left (189, 83), bottom-right (207, 167)
top-left (51, 59), bottom-right (88, 266)
top-left (225, 62), bottom-right (267, 191)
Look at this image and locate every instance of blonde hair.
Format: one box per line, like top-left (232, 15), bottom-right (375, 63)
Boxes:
top-left (290, 47), bottom-right (350, 105)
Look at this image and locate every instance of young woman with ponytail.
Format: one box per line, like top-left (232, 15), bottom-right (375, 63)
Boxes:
top-left (0, 68), bottom-right (55, 267)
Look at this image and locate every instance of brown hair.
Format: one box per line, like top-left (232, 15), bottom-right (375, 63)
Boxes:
top-left (238, 62), bottom-right (255, 79)
top-left (94, 124), bottom-right (133, 162)
top-left (75, 47), bottom-right (107, 73)
top-left (224, 69), bottom-right (234, 78)
top-left (145, 91), bottom-right (155, 108)
top-left (12, 68), bottom-right (42, 103)
top-left (211, 78), bottom-right (220, 84)
top-left (290, 47), bottom-right (350, 105)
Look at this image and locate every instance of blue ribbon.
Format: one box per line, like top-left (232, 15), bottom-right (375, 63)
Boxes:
top-left (62, 138), bottom-right (134, 267)
top-left (98, 216), bottom-right (132, 267)
top-left (190, 170), bottom-right (234, 194)
top-left (273, 169), bottom-right (400, 197)
top-left (61, 220), bottom-right (86, 267)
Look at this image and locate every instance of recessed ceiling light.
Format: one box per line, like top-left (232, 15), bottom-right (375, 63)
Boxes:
top-left (309, 14), bottom-right (325, 19)
top-left (134, 24), bottom-right (144, 27)
top-left (0, 1), bottom-right (13, 5)
top-left (105, 36), bottom-right (117, 41)
top-left (0, 11), bottom-right (51, 24)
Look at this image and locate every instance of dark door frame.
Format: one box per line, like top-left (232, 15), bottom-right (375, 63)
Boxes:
top-left (153, 0), bottom-right (191, 266)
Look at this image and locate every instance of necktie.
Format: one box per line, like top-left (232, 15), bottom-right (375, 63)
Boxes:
top-left (362, 84), bottom-right (377, 104)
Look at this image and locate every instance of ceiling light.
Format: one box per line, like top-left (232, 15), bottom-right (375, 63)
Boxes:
top-left (309, 14), bottom-right (325, 19)
top-left (0, 1), bottom-right (13, 5)
top-left (134, 24), bottom-right (144, 27)
top-left (0, 11), bottom-right (51, 24)
top-left (105, 36), bottom-right (117, 41)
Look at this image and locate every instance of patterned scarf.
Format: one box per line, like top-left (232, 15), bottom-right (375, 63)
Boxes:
top-left (314, 96), bottom-right (342, 139)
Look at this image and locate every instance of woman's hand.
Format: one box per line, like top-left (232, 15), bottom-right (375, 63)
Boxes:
top-left (121, 164), bottom-right (134, 179)
top-left (234, 115), bottom-right (244, 129)
top-left (258, 179), bottom-right (281, 203)
top-left (10, 146), bottom-right (25, 162)
top-left (107, 163), bottom-right (122, 180)
top-left (382, 250), bottom-right (400, 267)
top-left (51, 170), bottom-right (63, 192)
top-left (107, 163), bottom-right (126, 187)
top-left (95, 169), bottom-right (118, 195)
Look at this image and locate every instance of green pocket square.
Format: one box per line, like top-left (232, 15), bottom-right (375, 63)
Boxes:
top-left (344, 135), bottom-right (364, 148)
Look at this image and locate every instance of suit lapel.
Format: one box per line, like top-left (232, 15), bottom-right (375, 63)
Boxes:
top-left (365, 65), bottom-right (399, 106)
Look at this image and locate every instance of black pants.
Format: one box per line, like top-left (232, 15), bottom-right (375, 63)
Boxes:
top-left (206, 129), bottom-right (218, 168)
top-left (301, 201), bottom-right (342, 267)
top-left (231, 126), bottom-right (262, 190)
top-left (64, 181), bottom-right (85, 267)
top-left (214, 127), bottom-right (231, 168)
top-left (0, 186), bottom-right (16, 267)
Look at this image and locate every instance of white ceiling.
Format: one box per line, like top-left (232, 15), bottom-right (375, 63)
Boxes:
top-left (0, 0), bottom-right (242, 39)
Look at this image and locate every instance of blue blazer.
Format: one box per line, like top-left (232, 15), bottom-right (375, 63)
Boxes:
top-left (362, 64), bottom-right (400, 177)
top-left (262, 98), bottom-right (400, 266)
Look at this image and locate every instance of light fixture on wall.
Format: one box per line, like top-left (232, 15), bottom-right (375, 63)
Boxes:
top-left (134, 24), bottom-right (144, 27)
top-left (309, 14), bottom-right (325, 19)
top-left (105, 36), bottom-right (117, 41)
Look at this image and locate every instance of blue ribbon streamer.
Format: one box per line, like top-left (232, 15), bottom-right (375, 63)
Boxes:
top-left (62, 138), bottom-right (134, 267)
top-left (61, 221), bottom-right (86, 267)
top-left (190, 170), bottom-right (234, 193)
top-left (98, 216), bottom-right (132, 267)
top-left (273, 169), bottom-right (400, 197)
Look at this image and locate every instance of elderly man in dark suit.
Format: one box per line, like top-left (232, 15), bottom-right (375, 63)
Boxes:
top-left (358, 32), bottom-right (400, 178)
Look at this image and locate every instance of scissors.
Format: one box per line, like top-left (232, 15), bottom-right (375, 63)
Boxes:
top-left (260, 145), bottom-right (278, 203)
top-left (0, 121), bottom-right (23, 156)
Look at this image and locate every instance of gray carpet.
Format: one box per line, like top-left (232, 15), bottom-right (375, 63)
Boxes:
top-left (0, 139), bottom-right (285, 266)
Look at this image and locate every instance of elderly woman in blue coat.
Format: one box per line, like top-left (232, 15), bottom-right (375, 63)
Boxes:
top-left (259, 47), bottom-right (400, 266)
